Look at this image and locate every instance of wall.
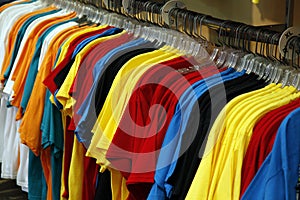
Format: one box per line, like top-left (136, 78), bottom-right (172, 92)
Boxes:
top-left (180, 0), bottom-right (298, 27)
top-left (294, 0), bottom-right (300, 26)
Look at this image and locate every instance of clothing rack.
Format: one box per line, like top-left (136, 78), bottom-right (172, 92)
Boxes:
top-left (60, 0), bottom-right (299, 67)
top-left (81, 0), bottom-right (282, 44)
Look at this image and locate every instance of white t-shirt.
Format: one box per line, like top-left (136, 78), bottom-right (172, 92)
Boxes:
top-left (38, 21), bottom-right (78, 70)
top-left (1, 105), bottom-right (18, 179)
top-left (17, 131), bottom-right (29, 192)
top-left (0, 1), bottom-right (43, 72)
top-left (0, 94), bottom-right (8, 162)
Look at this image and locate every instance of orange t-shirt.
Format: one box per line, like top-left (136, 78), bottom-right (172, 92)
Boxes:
top-left (18, 24), bottom-right (85, 156)
top-left (10, 11), bottom-right (77, 119)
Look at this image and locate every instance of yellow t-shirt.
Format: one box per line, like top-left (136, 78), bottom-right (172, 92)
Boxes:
top-left (48, 24), bottom-right (107, 104)
top-left (185, 83), bottom-right (277, 200)
top-left (186, 84), bottom-right (300, 200)
top-left (55, 30), bottom-right (127, 116)
top-left (210, 85), bottom-right (298, 200)
top-left (68, 136), bottom-right (85, 200)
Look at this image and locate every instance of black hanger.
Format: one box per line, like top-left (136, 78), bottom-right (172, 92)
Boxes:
top-left (182, 10), bottom-right (190, 36)
top-left (240, 25), bottom-right (250, 52)
top-left (243, 26), bottom-right (252, 53)
top-left (217, 20), bottom-right (229, 47)
top-left (235, 24), bottom-right (246, 50)
top-left (254, 28), bottom-right (264, 56)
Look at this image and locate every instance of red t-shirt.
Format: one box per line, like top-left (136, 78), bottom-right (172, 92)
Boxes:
top-left (43, 26), bottom-right (112, 94)
top-left (106, 56), bottom-right (223, 199)
top-left (61, 116), bottom-right (74, 198)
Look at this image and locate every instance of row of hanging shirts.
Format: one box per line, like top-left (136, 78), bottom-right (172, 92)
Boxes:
top-left (0, 0), bottom-right (300, 200)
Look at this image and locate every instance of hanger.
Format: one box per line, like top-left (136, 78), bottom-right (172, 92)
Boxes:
top-left (209, 20), bottom-right (228, 63)
top-left (150, 3), bottom-right (158, 25)
top-left (180, 10), bottom-right (197, 55)
top-left (65, 1), bottom-right (74, 13)
top-left (178, 12), bottom-right (210, 66)
top-left (164, 8), bottom-right (181, 50)
top-left (226, 24), bottom-right (250, 69)
top-left (290, 36), bottom-right (300, 69)
top-left (157, 3), bottom-right (164, 27)
top-left (215, 20), bottom-right (240, 68)
top-left (135, 1), bottom-right (143, 23)
top-left (155, 3), bottom-right (162, 25)
top-left (181, 10), bottom-right (189, 36)
top-left (236, 31), bottom-right (256, 73)
top-left (244, 28), bottom-right (267, 75)
top-left (278, 37), bottom-right (298, 87)
top-left (221, 23), bottom-right (241, 68)
top-left (176, 9), bottom-right (186, 34)
top-left (262, 32), bottom-right (293, 85)
top-left (289, 71), bottom-right (300, 90)
top-left (196, 14), bottom-right (210, 46)
top-left (270, 35), bottom-right (299, 85)
top-left (172, 8), bottom-right (182, 33)
top-left (187, 14), bottom-right (207, 59)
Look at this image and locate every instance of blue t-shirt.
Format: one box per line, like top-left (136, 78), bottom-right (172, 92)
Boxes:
top-left (241, 107), bottom-right (300, 200)
top-left (40, 30), bottom-right (70, 200)
top-left (71, 27), bottom-right (122, 59)
top-left (28, 150), bottom-right (47, 200)
top-left (148, 68), bottom-right (245, 199)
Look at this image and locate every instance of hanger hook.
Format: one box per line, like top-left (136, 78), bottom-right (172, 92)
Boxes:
top-left (239, 25), bottom-right (249, 51)
top-left (270, 33), bottom-right (279, 61)
top-left (145, 2), bottom-right (153, 23)
top-left (228, 21), bottom-right (239, 48)
top-left (198, 14), bottom-right (208, 42)
top-left (182, 10), bottom-right (190, 35)
top-left (234, 23), bottom-right (245, 49)
top-left (255, 28), bottom-right (263, 55)
top-left (218, 20), bottom-right (231, 47)
top-left (171, 8), bottom-right (181, 31)
top-left (218, 20), bottom-right (227, 47)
